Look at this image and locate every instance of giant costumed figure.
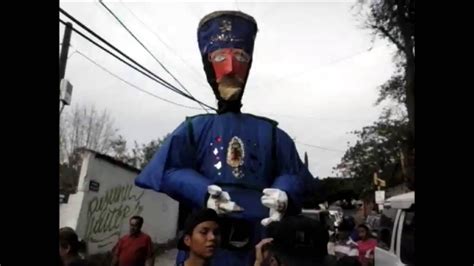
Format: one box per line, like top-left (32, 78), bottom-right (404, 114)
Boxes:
top-left (135, 10), bottom-right (317, 266)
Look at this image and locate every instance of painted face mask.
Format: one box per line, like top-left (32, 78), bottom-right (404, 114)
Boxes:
top-left (209, 48), bottom-right (251, 84)
top-left (209, 48), bottom-right (251, 100)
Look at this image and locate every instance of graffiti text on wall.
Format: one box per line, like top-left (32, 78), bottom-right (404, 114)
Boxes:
top-left (84, 184), bottom-right (144, 248)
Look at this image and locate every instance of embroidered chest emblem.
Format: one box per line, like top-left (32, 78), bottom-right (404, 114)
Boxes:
top-left (226, 136), bottom-right (245, 178)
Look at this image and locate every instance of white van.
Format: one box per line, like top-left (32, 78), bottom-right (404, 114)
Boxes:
top-left (374, 192), bottom-right (415, 266)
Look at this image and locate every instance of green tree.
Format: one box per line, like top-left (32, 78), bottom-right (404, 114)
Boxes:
top-left (334, 0), bottom-right (416, 193)
top-left (110, 134), bottom-right (170, 170)
top-left (334, 113), bottom-right (410, 194)
top-left (302, 177), bottom-right (362, 208)
top-left (60, 104), bottom-right (118, 163)
top-left (356, 0), bottom-right (415, 142)
top-left (136, 134), bottom-right (170, 168)
top-left (109, 135), bottom-right (129, 162)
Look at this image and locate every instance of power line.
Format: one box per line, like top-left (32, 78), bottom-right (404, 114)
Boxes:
top-left (59, 19), bottom-right (180, 97)
top-left (98, 0), bottom-right (209, 113)
top-left (291, 47), bottom-right (372, 78)
top-left (62, 40), bottom-right (208, 111)
top-left (58, 9), bottom-right (216, 111)
top-left (59, 8), bottom-right (188, 98)
top-left (68, 50), bottom-right (77, 59)
top-left (59, 8), bottom-right (214, 110)
top-left (59, 42), bottom-right (77, 59)
top-left (118, 1), bottom-right (210, 90)
top-left (295, 140), bottom-right (345, 153)
top-left (72, 48), bottom-right (210, 111)
top-left (59, 18), bottom-right (213, 111)
top-left (258, 45), bottom-right (379, 89)
top-left (256, 111), bottom-right (365, 123)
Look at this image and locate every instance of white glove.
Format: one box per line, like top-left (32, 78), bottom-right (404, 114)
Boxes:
top-left (261, 188), bottom-right (288, 226)
top-left (207, 185), bottom-right (243, 214)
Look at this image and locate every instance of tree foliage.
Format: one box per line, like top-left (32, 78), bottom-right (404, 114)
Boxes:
top-left (59, 104), bottom-right (169, 193)
top-left (60, 104), bottom-right (118, 163)
top-left (329, 0), bottom-right (416, 196)
top-left (110, 134), bottom-right (170, 169)
top-left (356, 0), bottom-right (415, 142)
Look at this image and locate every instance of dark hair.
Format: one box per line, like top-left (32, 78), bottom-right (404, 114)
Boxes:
top-left (357, 224), bottom-right (370, 232)
top-left (357, 224), bottom-right (374, 239)
top-left (59, 227), bottom-right (86, 254)
top-left (177, 208), bottom-right (220, 250)
top-left (130, 216), bottom-right (144, 226)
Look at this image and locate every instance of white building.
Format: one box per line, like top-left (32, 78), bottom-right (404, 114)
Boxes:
top-left (60, 149), bottom-right (179, 254)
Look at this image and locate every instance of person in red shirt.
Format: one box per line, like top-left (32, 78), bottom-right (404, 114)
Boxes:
top-left (356, 224), bottom-right (377, 266)
top-left (111, 216), bottom-right (154, 266)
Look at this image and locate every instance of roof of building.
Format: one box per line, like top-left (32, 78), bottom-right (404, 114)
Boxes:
top-left (77, 148), bottom-right (141, 174)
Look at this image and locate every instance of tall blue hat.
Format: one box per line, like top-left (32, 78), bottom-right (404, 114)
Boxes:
top-left (198, 10), bottom-right (258, 57)
top-left (197, 11), bottom-right (258, 98)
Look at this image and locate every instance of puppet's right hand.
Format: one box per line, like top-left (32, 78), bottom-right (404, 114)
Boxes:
top-left (207, 185), bottom-right (243, 214)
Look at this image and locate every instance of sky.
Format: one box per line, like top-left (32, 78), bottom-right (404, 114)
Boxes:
top-left (59, 0), bottom-right (397, 178)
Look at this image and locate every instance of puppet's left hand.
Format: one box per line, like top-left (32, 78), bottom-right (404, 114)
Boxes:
top-left (260, 188), bottom-right (288, 226)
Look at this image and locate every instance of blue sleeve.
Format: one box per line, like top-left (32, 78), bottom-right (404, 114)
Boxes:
top-left (271, 128), bottom-right (313, 212)
top-left (135, 120), bottom-right (212, 209)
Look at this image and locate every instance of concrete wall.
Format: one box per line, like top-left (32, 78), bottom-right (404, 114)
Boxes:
top-left (60, 150), bottom-right (179, 255)
top-left (60, 191), bottom-right (85, 230)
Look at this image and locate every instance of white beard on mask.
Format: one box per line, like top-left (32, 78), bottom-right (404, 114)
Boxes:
top-left (217, 75), bottom-right (243, 101)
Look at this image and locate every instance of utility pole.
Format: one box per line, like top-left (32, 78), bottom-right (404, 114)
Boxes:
top-left (59, 23), bottom-right (73, 116)
top-left (60, 22), bottom-right (73, 82)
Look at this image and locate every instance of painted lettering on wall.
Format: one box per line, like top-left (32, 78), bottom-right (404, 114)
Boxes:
top-left (84, 184), bottom-right (144, 249)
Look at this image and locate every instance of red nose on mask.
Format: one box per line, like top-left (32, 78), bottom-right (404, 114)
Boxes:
top-left (209, 48), bottom-right (250, 83)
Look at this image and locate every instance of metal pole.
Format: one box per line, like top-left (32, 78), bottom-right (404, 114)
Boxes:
top-left (60, 22), bottom-right (73, 82)
top-left (60, 23), bottom-right (73, 117)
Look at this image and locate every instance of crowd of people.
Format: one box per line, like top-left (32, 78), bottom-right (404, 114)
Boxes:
top-left (175, 208), bottom-right (379, 266)
top-left (59, 208), bottom-right (379, 266)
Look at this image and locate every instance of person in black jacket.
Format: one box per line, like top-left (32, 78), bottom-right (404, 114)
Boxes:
top-left (254, 215), bottom-right (337, 266)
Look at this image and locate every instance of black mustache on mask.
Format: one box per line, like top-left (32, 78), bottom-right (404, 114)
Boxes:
top-left (218, 75), bottom-right (244, 86)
